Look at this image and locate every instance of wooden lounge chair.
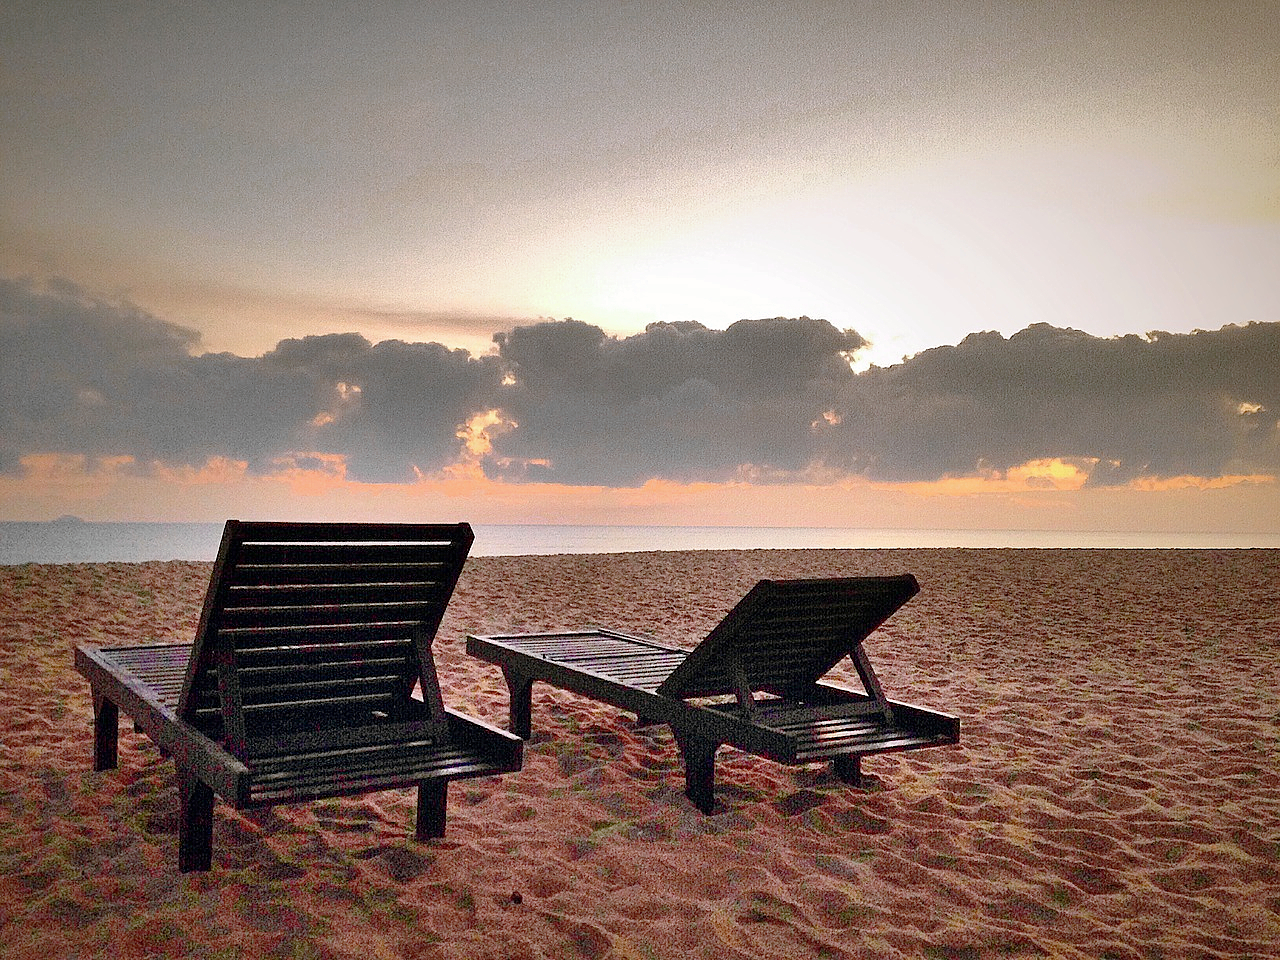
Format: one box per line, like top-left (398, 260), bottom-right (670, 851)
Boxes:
top-left (75, 520), bottom-right (522, 871)
top-left (467, 575), bottom-right (958, 813)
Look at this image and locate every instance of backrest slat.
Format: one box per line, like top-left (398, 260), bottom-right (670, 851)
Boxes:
top-left (230, 561), bottom-right (454, 587)
top-left (235, 542), bottom-right (461, 567)
top-left (221, 623), bottom-right (425, 649)
top-left (225, 580), bottom-right (451, 607)
top-left (217, 599), bottom-right (448, 631)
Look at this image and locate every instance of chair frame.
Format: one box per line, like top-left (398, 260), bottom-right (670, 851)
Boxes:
top-left (76, 520), bottom-right (522, 871)
top-left (468, 576), bottom-right (958, 813)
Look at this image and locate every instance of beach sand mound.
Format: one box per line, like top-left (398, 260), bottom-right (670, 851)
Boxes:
top-left (2, 549), bottom-right (1277, 958)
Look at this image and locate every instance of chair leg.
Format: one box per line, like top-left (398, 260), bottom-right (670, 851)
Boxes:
top-left (674, 730), bottom-right (719, 814)
top-left (416, 780), bottom-right (448, 841)
top-left (503, 669), bottom-right (534, 739)
top-left (92, 694), bottom-right (118, 771)
top-left (832, 754), bottom-right (863, 786)
top-left (177, 771), bottom-right (214, 872)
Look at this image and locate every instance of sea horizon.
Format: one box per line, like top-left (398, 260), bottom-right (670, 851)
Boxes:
top-left (1, 518), bottom-right (1277, 565)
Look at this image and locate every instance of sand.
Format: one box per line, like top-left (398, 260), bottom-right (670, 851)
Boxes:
top-left (1, 548), bottom-right (1277, 959)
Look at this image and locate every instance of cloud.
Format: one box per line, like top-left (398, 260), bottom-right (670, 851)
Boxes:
top-left (489, 317), bottom-right (867, 485)
top-left (257, 332), bottom-right (504, 482)
top-left (1, 277), bottom-right (200, 470)
top-left (0, 277), bottom-right (502, 482)
top-left (838, 321), bottom-right (1280, 484)
top-left (488, 317), bottom-right (1279, 487)
top-left (2, 276), bottom-right (1276, 491)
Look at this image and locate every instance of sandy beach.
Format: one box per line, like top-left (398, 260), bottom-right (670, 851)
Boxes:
top-left (2, 548), bottom-right (1277, 959)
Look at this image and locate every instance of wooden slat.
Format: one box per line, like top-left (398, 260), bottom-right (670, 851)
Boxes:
top-left (224, 580), bottom-right (449, 608)
top-left (793, 730), bottom-right (953, 761)
top-left (249, 735), bottom-right (465, 776)
top-left (228, 561), bottom-right (455, 587)
top-left (248, 753), bottom-right (508, 804)
top-left (216, 600), bottom-right (443, 630)
top-left (244, 711), bottom-right (446, 756)
top-left (256, 750), bottom-right (496, 786)
top-left (218, 623), bottom-right (422, 648)
top-left (245, 709), bottom-right (521, 805)
top-left (239, 675), bottom-right (403, 705)
top-left (236, 655), bottom-right (410, 683)
top-left (537, 647), bottom-right (686, 691)
top-left (235, 542), bottom-right (462, 566)
top-left (754, 700), bottom-right (887, 727)
top-left (233, 520), bottom-right (472, 542)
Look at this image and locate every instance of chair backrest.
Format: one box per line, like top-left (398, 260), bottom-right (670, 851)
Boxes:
top-left (655, 575), bottom-right (919, 701)
top-left (177, 520), bottom-right (472, 759)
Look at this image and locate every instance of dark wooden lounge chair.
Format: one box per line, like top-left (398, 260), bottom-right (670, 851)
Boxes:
top-left (467, 576), bottom-right (958, 813)
top-left (75, 520), bottom-right (522, 871)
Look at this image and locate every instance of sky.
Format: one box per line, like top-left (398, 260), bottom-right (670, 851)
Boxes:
top-left (1, 1), bottom-right (1278, 536)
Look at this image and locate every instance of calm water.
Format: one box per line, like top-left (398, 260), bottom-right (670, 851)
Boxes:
top-left (1, 520), bottom-right (1276, 564)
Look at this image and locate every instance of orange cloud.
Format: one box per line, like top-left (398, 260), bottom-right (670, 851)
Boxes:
top-left (897, 457), bottom-right (1278, 504)
top-left (455, 409), bottom-right (514, 458)
top-left (18, 453), bottom-right (134, 481)
top-left (149, 457), bottom-right (250, 484)
top-left (1129, 473), bottom-right (1274, 492)
top-left (902, 457), bottom-right (1096, 497)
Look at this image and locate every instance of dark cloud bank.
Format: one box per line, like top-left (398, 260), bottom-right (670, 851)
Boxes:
top-left (2, 277), bottom-right (1276, 487)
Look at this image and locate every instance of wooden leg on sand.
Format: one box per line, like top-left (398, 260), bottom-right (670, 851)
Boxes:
top-left (674, 730), bottom-right (719, 814)
top-left (503, 669), bottom-right (534, 739)
top-left (92, 694), bottom-right (119, 771)
top-left (416, 780), bottom-right (448, 841)
top-left (832, 754), bottom-right (863, 786)
top-left (178, 772), bottom-right (214, 873)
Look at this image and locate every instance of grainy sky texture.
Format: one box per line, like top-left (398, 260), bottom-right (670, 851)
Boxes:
top-left (1, 2), bottom-right (1277, 532)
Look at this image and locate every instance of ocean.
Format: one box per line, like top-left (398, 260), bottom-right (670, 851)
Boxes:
top-left (1, 520), bottom-right (1276, 564)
